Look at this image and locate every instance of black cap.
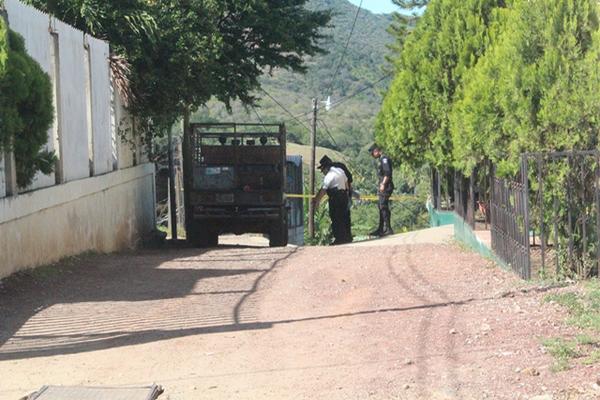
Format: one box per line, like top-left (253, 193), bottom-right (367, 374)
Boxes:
top-left (317, 155), bottom-right (333, 169)
top-left (368, 143), bottom-right (380, 153)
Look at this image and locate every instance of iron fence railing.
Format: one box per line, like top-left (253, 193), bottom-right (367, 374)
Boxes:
top-left (490, 175), bottom-right (531, 279)
top-left (433, 151), bottom-right (600, 279)
top-left (523, 151), bottom-right (600, 278)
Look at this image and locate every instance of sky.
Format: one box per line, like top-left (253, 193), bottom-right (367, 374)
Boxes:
top-left (347, 0), bottom-right (401, 14)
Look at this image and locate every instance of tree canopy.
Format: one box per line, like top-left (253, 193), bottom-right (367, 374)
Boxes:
top-left (385, 0), bottom-right (428, 67)
top-left (27, 0), bottom-right (331, 137)
top-left (377, 0), bottom-right (503, 171)
top-left (451, 0), bottom-right (600, 176)
top-left (0, 30), bottom-right (54, 187)
top-left (378, 0), bottom-right (600, 178)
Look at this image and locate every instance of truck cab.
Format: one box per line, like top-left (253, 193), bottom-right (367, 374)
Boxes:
top-left (183, 123), bottom-right (288, 247)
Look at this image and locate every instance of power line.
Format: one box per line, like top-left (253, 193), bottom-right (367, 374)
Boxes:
top-left (292, 73), bottom-right (392, 120)
top-left (328, 73), bottom-right (392, 111)
top-left (325, 0), bottom-right (363, 96)
top-left (250, 104), bottom-right (269, 133)
top-left (318, 119), bottom-right (339, 150)
top-left (260, 88), bottom-right (311, 132)
top-left (251, 104), bottom-right (266, 124)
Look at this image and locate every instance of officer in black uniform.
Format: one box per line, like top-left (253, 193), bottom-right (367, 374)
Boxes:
top-left (312, 155), bottom-right (352, 245)
top-left (368, 144), bottom-right (394, 236)
top-left (330, 159), bottom-right (353, 242)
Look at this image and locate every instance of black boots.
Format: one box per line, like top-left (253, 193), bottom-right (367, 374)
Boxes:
top-left (380, 210), bottom-right (393, 236)
top-left (370, 209), bottom-right (393, 237)
top-left (369, 213), bottom-right (383, 236)
top-left (380, 225), bottom-right (394, 236)
top-left (369, 228), bottom-right (382, 237)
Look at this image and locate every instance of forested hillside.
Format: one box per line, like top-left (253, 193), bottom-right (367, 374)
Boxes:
top-left (196, 0), bottom-right (393, 159)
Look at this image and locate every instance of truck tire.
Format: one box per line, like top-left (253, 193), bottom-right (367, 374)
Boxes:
top-left (189, 223), bottom-right (218, 248)
top-left (269, 213), bottom-right (288, 247)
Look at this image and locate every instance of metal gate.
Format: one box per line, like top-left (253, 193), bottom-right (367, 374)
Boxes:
top-left (490, 175), bottom-right (531, 279)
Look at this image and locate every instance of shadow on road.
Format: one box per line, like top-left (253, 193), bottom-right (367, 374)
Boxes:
top-left (0, 244), bottom-right (495, 363)
top-left (0, 246), bottom-right (296, 361)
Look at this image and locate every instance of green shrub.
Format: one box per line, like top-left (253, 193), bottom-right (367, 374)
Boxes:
top-left (0, 30), bottom-right (55, 188)
top-left (0, 14), bottom-right (7, 78)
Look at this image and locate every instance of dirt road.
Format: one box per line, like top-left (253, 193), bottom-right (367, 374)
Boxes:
top-left (0, 234), bottom-right (598, 399)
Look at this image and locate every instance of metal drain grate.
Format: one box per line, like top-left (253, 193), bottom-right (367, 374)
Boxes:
top-left (25, 384), bottom-right (164, 400)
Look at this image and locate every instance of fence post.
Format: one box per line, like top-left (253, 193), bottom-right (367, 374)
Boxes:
top-left (567, 155), bottom-right (574, 272)
top-left (537, 155), bottom-right (546, 274)
top-left (521, 155), bottom-right (531, 279)
top-left (182, 106), bottom-right (192, 238)
top-left (596, 152), bottom-right (600, 277)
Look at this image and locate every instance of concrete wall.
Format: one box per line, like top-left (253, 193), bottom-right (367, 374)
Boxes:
top-left (4, 0), bottom-right (56, 190)
top-left (54, 17), bottom-right (90, 182)
top-left (0, 164), bottom-right (155, 279)
top-left (88, 34), bottom-right (112, 176)
top-left (3, 0), bottom-right (142, 191)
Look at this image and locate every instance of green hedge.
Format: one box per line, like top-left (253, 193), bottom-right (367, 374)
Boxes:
top-left (0, 13), bottom-right (7, 83)
top-left (0, 29), bottom-right (55, 188)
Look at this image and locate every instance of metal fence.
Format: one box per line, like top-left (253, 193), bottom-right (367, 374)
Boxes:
top-left (490, 173), bottom-right (531, 279)
top-left (434, 151), bottom-right (600, 279)
top-left (489, 151), bottom-right (600, 279)
top-left (524, 151), bottom-right (600, 278)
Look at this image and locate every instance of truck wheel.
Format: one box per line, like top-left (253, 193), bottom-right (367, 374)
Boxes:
top-left (189, 224), bottom-right (218, 248)
top-left (269, 214), bottom-right (288, 247)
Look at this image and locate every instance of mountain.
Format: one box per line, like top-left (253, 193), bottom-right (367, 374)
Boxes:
top-left (196, 0), bottom-right (394, 161)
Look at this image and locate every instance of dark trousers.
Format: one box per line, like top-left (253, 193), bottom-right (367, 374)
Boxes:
top-left (345, 196), bottom-right (352, 241)
top-left (378, 191), bottom-right (392, 231)
top-left (328, 190), bottom-right (351, 244)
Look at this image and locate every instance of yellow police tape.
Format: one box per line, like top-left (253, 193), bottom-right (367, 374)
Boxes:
top-left (285, 193), bottom-right (414, 202)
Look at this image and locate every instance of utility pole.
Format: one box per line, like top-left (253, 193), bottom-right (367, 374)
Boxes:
top-left (309, 98), bottom-right (318, 239)
top-left (167, 128), bottom-right (178, 240)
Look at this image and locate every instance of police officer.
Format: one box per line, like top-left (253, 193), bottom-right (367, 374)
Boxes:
top-left (312, 155), bottom-right (352, 245)
top-left (368, 144), bottom-right (394, 236)
top-left (330, 158), bottom-right (353, 241)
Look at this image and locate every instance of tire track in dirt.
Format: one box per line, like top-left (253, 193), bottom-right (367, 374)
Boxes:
top-left (233, 247), bottom-right (299, 324)
top-left (386, 244), bottom-right (460, 398)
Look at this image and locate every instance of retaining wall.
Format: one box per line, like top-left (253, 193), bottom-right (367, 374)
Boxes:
top-left (0, 164), bottom-right (155, 278)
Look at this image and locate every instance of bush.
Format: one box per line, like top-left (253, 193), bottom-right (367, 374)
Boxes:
top-left (0, 15), bottom-right (7, 78)
top-left (0, 30), bottom-right (55, 188)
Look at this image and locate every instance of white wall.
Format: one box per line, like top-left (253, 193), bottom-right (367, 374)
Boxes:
top-left (0, 1), bottom-right (156, 278)
top-left (88, 34), bottom-right (113, 175)
top-left (5, 0), bottom-right (56, 190)
top-left (0, 164), bottom-right (155, 279)
top-left (3, 0), bottom-right (140, 190)
top-left (54, 17), bottom-right (90, 182)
